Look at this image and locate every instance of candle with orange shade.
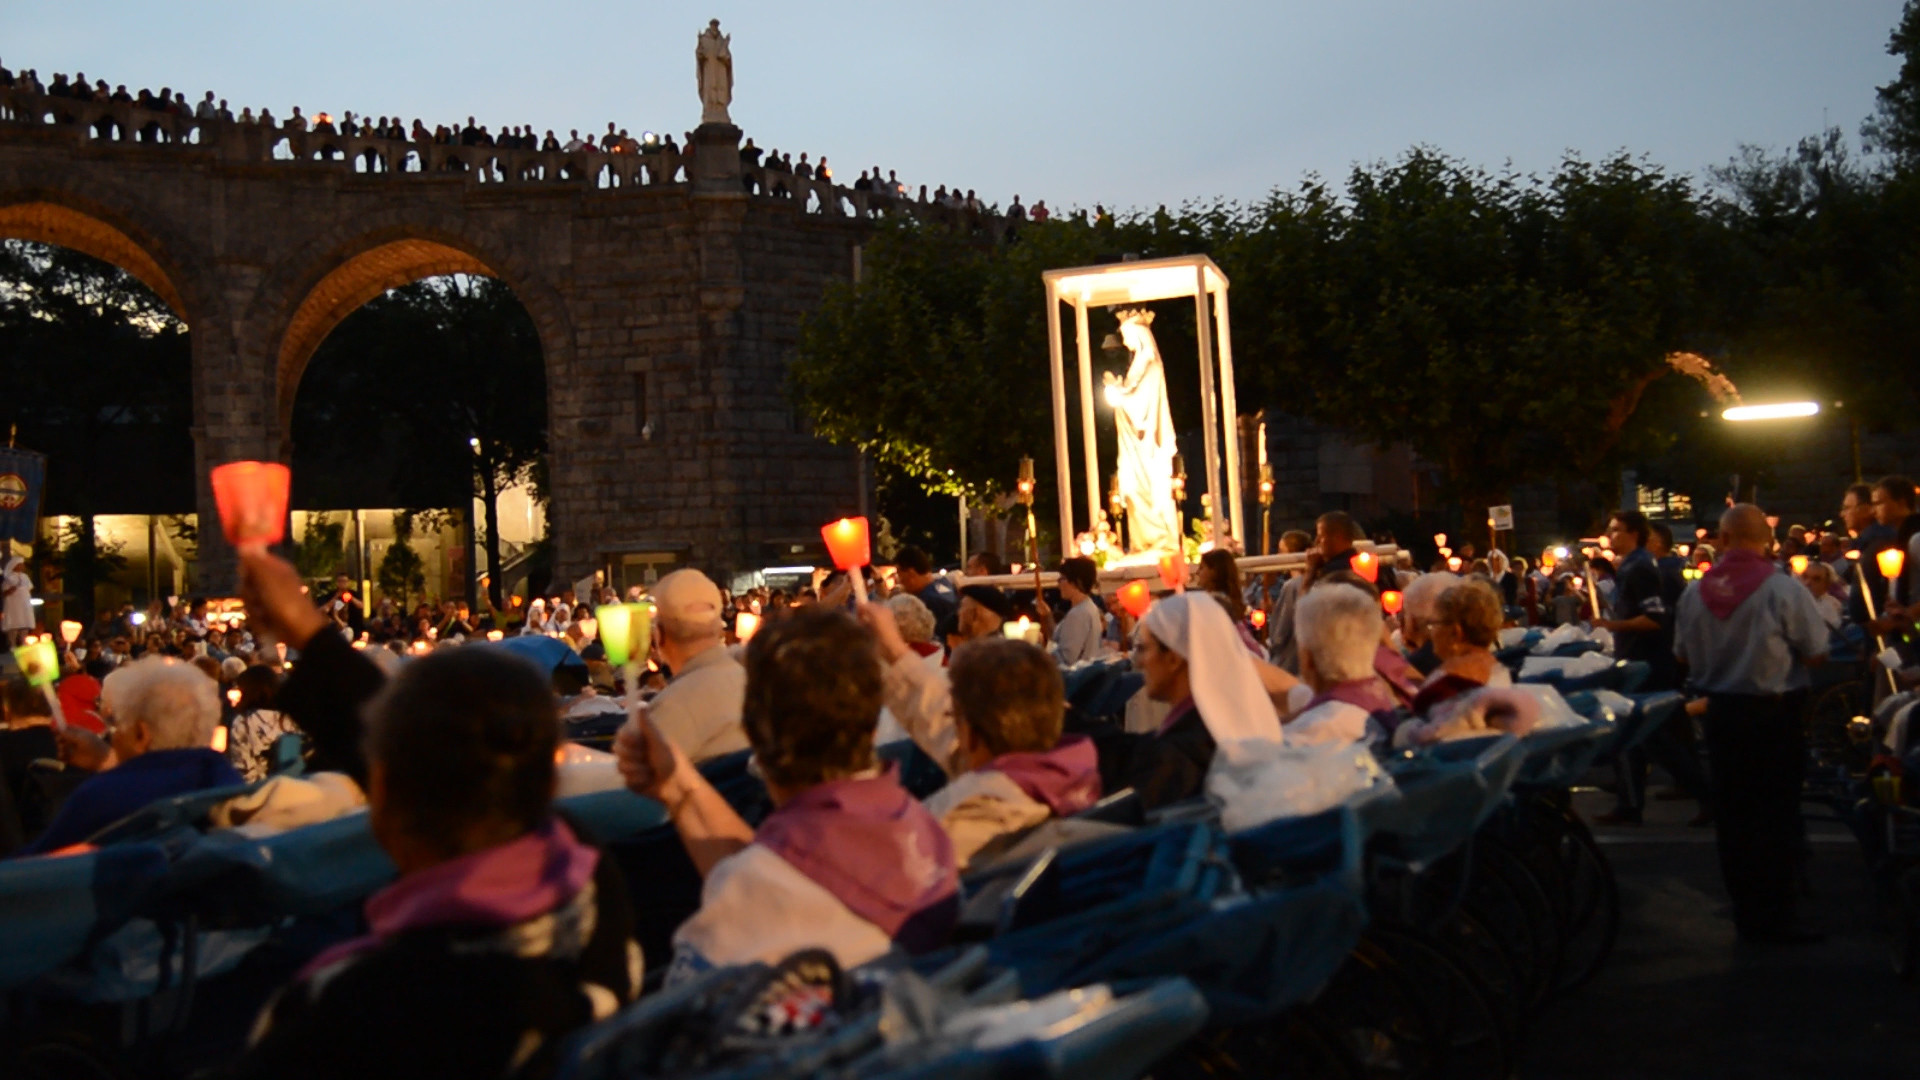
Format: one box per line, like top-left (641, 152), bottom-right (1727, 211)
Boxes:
top-left (1352, 550), bottom-right (1378, 584)
top-left (210, 461), bottom-right (291, 550)
top-left (1117, 580), bottom-right (1153, 618)
top-left (1157, 553), bottom-right (1185, 592)
top-left (1380, 590), bottom-right (1404, 615)
top-left (821, 517), bottom-right (872, 604)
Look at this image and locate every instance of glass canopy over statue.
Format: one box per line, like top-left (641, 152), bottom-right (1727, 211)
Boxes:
top-left (1041, 254), bottom-right (1241, 561)
top-left (1102, 309), bottom-right (1181, 553)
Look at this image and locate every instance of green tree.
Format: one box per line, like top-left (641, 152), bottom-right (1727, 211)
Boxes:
top-left (376, 510), bottom-right (427, 608)
top-left (0, 241), bottom-right (194, 620)
top-left (1864, 1), bottom-right (1920, 167)
top-left (294, 511), bottom-right (346, 581)
top-left (293, 275), bottom-right (546, 608)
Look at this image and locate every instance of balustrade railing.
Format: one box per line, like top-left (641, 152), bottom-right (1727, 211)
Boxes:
top-left (0, 86), bottom-right (1018, 238)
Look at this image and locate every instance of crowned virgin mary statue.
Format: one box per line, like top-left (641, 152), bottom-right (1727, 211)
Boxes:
top-left (1102, 309), bottom-right (1181, 553)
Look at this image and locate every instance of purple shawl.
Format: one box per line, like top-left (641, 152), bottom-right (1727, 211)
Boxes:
top-left (1304, 677), bottom-right (1398, 717)
top-left (986, 735), bottom-right (1102, 816)
top-left (755, 765), bottom-right (959, 954)
top-left (1699, 548), bottom-right (1776, 619)
top-left (1374, 645), bottom-right (1424, 707)
top-left (299, 819), bottom-right (598, 980)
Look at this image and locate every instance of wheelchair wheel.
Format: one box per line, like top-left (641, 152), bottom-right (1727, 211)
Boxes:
top-left (1469, 839), bottom-right (1564, 1010)
top-left (1806, 678), bottom-right (1870, 773)
top-left (1893, 867), bottom-right (1920, 983)
top-left (10, 1032), bottom-right (134, 1080)
top-left (1310, 938), bottom-right (1447, 1080)
top-left (1166, 1008), bottom-right (1364, 1080)
top-left (1551, 810), bottom-right (1620, 993)
top-left (1363, 924), bottom-right (1513, 1079)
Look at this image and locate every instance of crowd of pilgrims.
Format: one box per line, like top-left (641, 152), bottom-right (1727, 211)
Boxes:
top-left (4, 61), bottom-right (1054, 218)
top-left (0, 472), bottom-right (1908, 1075)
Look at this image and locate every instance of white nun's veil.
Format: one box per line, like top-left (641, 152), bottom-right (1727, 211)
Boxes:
top-left (1140, 591), bottom-right (1282, 757)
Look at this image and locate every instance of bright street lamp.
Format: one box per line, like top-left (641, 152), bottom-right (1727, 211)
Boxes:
top-left (1723, 401), bottom-right (1820, 422)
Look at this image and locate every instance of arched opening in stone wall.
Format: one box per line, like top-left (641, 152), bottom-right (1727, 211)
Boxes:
top-left (286, 261), bottom-right (549, 620)
top-left (0, 218), bottom-right (197, 624)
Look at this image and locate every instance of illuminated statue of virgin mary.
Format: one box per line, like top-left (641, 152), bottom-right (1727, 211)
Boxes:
top-left (1102, 309), bottom-right (1181, 553)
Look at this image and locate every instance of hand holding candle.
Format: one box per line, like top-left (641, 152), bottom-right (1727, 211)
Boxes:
top-left (13, 637), bottom-right (67, 730)
top-left (595, 601), bottom-right (654, 717)
top-left (822, 517), bottom-right (872, 605)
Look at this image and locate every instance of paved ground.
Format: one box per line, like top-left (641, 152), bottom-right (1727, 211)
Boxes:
top-left (1519, 788), bottom-right (1916, 1079)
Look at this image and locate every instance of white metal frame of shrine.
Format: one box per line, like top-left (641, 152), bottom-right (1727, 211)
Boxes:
top-left (1041, 254), bottom-right (1240, 554)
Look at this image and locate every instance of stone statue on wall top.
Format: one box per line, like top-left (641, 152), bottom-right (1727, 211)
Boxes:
top-left (697, 19), bottom-right (733, 126)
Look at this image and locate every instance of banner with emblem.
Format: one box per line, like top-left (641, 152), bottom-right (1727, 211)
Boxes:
top-left (0, 447), bottom-right (47, 559)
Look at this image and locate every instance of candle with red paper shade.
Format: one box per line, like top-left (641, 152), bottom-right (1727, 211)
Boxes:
top-left (1157, 553), bottom-right (1185, 592)
top-left (1249, 608), bottom-right (1268, 631)
top-left (1380, 590), bottom-right (1404, 615)
top-left (1117, 580), bottom-right (1152, 619)
top-left (210, 461), bottom-right (291, 550)
top-left (1352, 550), bottom-right (1379, 583)
top-left (822, 517), bottom-right (871, 604)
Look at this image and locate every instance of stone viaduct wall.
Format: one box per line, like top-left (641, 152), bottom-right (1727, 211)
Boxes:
top-left (0, 88), bottom-right (1014, 589)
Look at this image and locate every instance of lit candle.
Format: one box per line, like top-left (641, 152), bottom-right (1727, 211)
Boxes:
top-left (1381, 590), bottom-right (1404, 615)
top-left (1157, 553), bottom-right (1185, 592)
top-left (1433, 533), bottom-right (1448, 549)
top-left (821, 517), bottom-right (872, 604)
top-left (209, 461), bottom-right (292, 549)
top-left (486, 629), bottom-right (505, 642)
top-left (735, 611), bottom-right (761, 642)
top-left (59, 620), bottom-right (82, 644)
top-left (1002, 615), bottom-right (1034, 640)
top-left (1789, 554), bottom-right (1809, 576)
top-left (226, 687), bottom-right (242, 707)
top-left (210, 726), bottom-right (228, 753)
top-left (1352, 550), bottom-right (1378, 584)
top-left (1249, 608), bottom-right (1267, 630)
top-left (1117, 580), bottom-right (1152, 618)
top-left (1448, 556), bottom-right (1463, 572)
top-left (1878, 548), bottom-right (1905, 606)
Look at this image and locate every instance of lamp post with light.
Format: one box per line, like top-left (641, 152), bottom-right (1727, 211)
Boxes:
top-left (1720, 401), bottom-right (1823, 506)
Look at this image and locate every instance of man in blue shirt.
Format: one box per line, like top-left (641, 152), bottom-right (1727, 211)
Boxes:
top-left (1596, 511), bottom-right (1709, 825)
top-left (893, 546), bottom-right (957, 625)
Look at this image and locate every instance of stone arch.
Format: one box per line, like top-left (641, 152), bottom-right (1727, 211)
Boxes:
top-left (0, 195), bottom-right (195, 320)
top-left (257, 219), bottom-right (576, 436)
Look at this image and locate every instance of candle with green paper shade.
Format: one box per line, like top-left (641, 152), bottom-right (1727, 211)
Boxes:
top-left (595, 602), bottom-right (654, 715)
top-left (11, 637), bottom-right (67, 729)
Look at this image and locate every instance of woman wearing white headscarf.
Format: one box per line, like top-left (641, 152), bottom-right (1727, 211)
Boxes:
top-left (1101, 592), bottom-right (1283, 808)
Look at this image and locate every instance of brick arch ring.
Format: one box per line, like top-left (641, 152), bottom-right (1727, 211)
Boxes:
top-left (0, 182), bottom-right (224, 330)
top-left (246, 216), bottom-right (578, 438)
